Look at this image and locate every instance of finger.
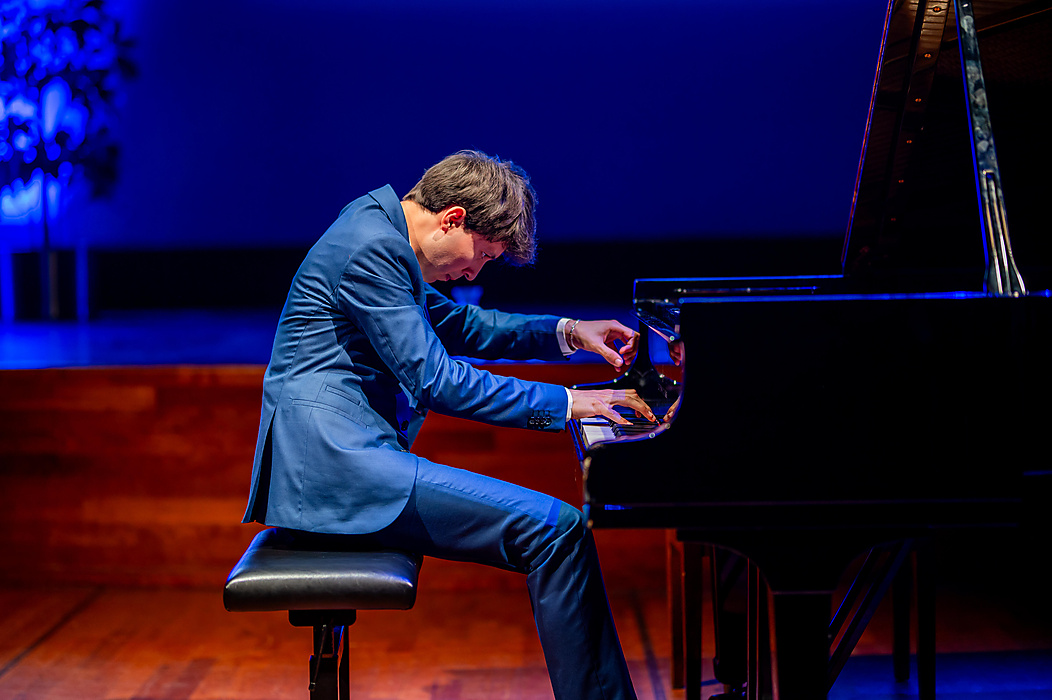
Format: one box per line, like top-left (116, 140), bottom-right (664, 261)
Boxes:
top-left (669, 342), bottom-right (683, 366)
top-left (663, 397), bottom-right (681, 422)
top-left (600, 405), bottom-right (631, 425)
top-left (585, 320), bottom-right (632, 343)
top-left (607, 323), bottom-right (638, 343)
top-left (618, 395), bottom-right (655, 422)
top-left (620, 334), bottom-right (640, 356)
top-left (598, 346), bottom-right (625, 369)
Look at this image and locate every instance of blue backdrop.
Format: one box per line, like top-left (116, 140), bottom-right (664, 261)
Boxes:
top-left (11, 0), bottom-right (889, 250)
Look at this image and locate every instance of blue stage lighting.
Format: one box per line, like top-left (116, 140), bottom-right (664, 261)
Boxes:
top-left (1, 0), bottom-right (132, 227)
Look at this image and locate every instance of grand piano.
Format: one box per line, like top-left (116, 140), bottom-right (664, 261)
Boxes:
top-left (570, 1), bottom-right (1051, 698)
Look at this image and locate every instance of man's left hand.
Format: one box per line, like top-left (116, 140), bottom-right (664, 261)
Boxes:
top-left (569, 320), bottom-right (639, 372)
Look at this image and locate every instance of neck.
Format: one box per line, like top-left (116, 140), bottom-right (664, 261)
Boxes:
top-left (400, 200), bottom-right (440, 279)
top-left (401, 201), bottom-right (433, 254)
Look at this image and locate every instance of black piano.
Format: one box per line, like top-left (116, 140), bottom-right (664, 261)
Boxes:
top-left (570, 1), bottom-right (1051, 698)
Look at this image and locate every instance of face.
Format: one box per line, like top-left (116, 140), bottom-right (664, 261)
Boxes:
top-left (418, 227), bottom-right (505, 284)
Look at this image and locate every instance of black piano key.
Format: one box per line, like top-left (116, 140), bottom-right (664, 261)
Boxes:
top-left (612, 423), bottom-right (661, 437)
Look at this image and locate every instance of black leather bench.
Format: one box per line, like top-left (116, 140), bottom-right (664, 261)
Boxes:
top-left (224, 528), bottom-right (423, 700)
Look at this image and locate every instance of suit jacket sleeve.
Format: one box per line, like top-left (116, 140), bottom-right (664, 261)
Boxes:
top-left (424, 284), bottom-right (566, 361)
top-left (337, 230), bottom-right (566, 431)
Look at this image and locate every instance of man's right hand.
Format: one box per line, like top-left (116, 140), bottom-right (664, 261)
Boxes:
top-left (569, 388), bottom-right (656, 425)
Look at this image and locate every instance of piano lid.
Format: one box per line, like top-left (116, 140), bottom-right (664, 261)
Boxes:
top-left (841, 0), bottom-right (1052, 292)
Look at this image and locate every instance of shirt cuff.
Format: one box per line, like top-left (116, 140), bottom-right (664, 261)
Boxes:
top-left (564, 387), bottom-right (574, 422)
top-left (556, 317), bottom-right (576, 356)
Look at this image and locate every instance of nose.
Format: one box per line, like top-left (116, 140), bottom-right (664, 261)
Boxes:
top-left (464, 258), bottom-right (489, 281)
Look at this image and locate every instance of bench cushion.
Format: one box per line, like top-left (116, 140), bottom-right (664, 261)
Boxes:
top-left (224, 528), bottom-right (422, 613)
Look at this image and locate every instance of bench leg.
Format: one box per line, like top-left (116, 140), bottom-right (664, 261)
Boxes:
top-left (340, 623), bottom-right (350, 700)
top-left (310, 623), bottom-right (338, 700)
top-left (308, 620), bottom-right (353, 700)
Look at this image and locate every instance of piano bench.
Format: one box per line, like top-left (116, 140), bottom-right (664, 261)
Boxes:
top-left (223, 528), bottom-right (423, 700)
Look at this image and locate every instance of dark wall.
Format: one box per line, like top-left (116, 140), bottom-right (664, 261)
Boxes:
top-left (88, 235), bottom-right (846, 313)
top-left (36, 0), bottom-right (886, 253)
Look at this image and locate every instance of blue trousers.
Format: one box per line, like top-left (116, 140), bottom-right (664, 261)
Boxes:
top-left (340, 458), bottom-right (638, 700)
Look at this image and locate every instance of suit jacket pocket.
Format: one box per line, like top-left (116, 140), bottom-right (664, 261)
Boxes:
top-left (291, 386), bottom-right (366, 425)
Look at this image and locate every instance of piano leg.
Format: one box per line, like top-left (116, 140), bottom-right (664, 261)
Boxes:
top-left (667, 532), bottom-right (686, 690)
top-left (769, 592), bottom-right (833, 700)
top-left (670, 542), bottom-right (753, 700)
top-left (892, 552), bottom-right (912, 682)
top-left (892, 540), bottom-right (936, 700)
top-left (916, 538), bottom-right (936, 700)
top-left (666, 535), bottom-right (707, 699)
top-left (711, 549), bottom-right (748, 696)
top-left (747, 561), bottom-right (772, 700)
top-left (677, 528), bottom-right (917, 700)
top-left (683, 542), bottom-right (705, 700)
top-left (747, 561), bottom-right (760, 700)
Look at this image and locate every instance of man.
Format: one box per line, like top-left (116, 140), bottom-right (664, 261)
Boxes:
top-left (242, 150), bottom-right (655, 700)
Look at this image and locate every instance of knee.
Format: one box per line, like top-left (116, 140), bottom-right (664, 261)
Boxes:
top-left (524, 502), bottom-right (589, 572)
top-left (554, 502), bottom-right (587, 543)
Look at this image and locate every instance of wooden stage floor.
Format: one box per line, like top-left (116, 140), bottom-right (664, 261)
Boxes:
top-left (2, 315), bottom-right (1051, 698)
top-left (2, 569), bottom-right (1052, 700)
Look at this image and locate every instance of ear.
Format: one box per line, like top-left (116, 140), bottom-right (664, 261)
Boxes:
top-left (441, 206), bottom-right (467, 231)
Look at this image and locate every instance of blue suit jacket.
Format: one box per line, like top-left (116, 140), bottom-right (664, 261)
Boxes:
top-left (243, 186), bottom-right (569, 535)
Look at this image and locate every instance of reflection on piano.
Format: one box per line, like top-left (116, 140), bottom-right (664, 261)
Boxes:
top-left (570, 1), bottom-right (1052, 698)
top-left (573, 357), bottom-right (677, 449)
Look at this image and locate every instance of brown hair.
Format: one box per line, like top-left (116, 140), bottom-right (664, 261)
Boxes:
top-left (402, 150), bottom-right (538, 265)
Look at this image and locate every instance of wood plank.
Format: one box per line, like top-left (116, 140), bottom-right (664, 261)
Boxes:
top-left (0, 588), bottom-right (303, 700)
top-left (1, 571), bottom-right (1049, 700)
top-left (0, 364), bottom-right (666, 588)
top-left (0, 584), bottom-right (676, 700)
top-left (0, 587), bottom-right (99, 674)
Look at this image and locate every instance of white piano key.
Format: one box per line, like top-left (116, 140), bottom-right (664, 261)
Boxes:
top-left (582, 422), bottom-right (617, 445)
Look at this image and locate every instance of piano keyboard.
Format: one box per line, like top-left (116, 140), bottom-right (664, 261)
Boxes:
top-left (578, 403), bottom-right (673, 446)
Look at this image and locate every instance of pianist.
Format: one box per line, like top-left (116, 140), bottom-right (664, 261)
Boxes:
top-left (242, 150), bottom-right (655, 700)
